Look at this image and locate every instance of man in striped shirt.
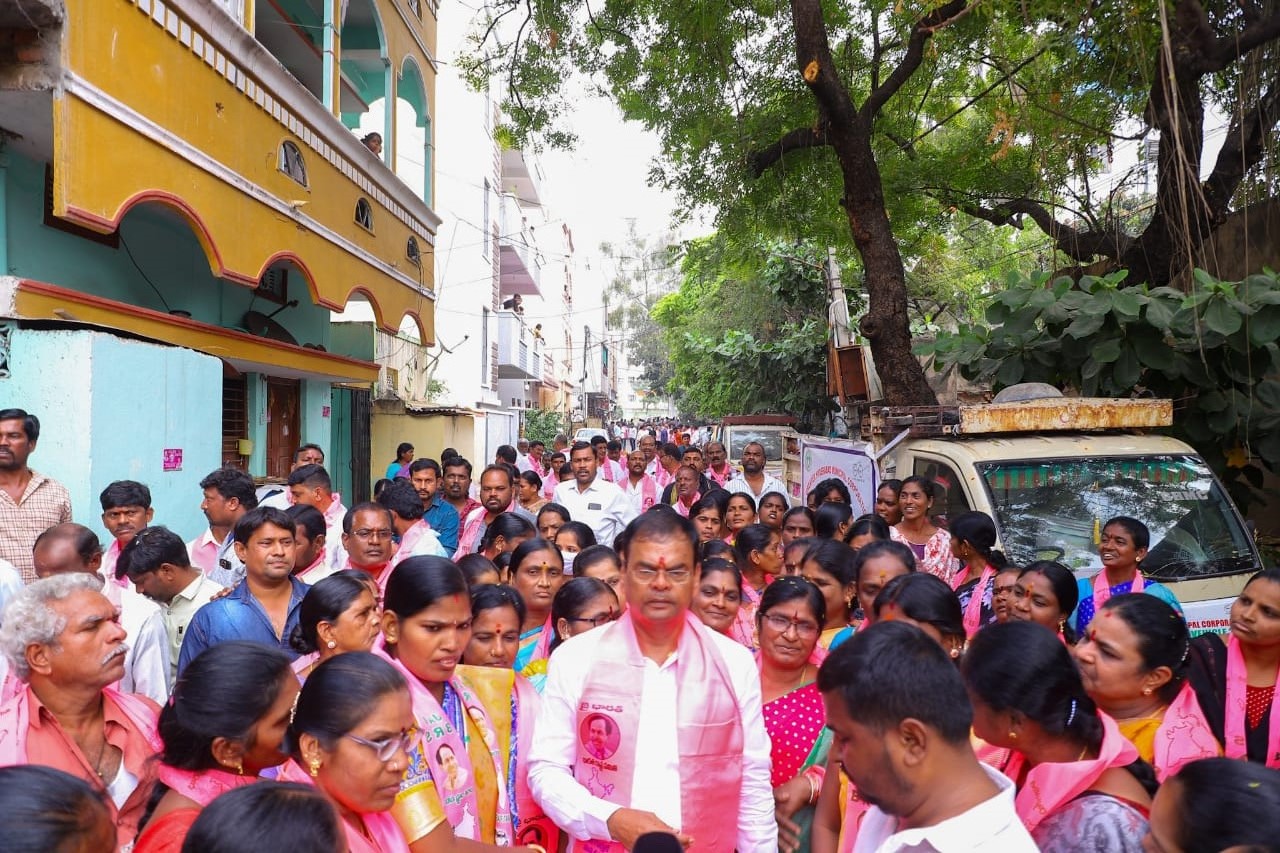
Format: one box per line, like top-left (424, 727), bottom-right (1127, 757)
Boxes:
top-left (0, 409), bottom-right (72, 583)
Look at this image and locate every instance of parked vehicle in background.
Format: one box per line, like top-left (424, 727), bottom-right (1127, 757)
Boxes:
top-left (782, 390), bottom-right (1262, 635)
top-left (713, 415), bottom-right (796, 480)
top-left (573, 427), bottom-right (609, 444)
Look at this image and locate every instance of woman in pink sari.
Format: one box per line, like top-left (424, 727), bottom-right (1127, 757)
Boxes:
top-left (963, 621), bottom-right (1157, 852)
top-left (1186, 567), bottom-right (1280, 768)
top-left (1075, 594), bottom-right (1218, 781)
top-left (134, 643), bottom-right (299, 853)
top-left (758, 577), bottom-right (831, 853)
top-left (378, 556), bottom-right (550, 851)
top-left (729, 523), bottom-right (782, 650)
top-left (888, 476), bottom-right (958, 583)
top-left (279, 652), bottom-right (417, 852)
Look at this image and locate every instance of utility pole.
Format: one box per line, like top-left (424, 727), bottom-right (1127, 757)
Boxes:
top-left (826, 247), bottom-right (853, 348)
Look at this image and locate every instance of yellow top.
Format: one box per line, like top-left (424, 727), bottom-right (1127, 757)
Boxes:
top-left (1116, 713), bottom-right (1163, 765)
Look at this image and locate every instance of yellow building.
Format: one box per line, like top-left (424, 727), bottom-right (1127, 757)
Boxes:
top-left (0, 0), bottom-right (438, 536)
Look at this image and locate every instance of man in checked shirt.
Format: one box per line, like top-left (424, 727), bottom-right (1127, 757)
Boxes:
top-left (0, 409), bottom-right (71, 584)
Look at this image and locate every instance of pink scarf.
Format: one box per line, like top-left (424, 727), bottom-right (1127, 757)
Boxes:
top-left (454, 506), bottom-right (490, 560)
top-left (453, 502), bottom-right (517, 561)
top-left (375, 643), bottom-right (514, 843)
top-left (1225, 634), bottom-right (1280, 767)
top-left (0, 685), bottom-right (162, 766)
top-left (730, 582), bottom-right (763, 650)
top-left (1005, 712), bottom-right (1139, 832)
top-left (1092, 568), bottom-right (1143, 611)
top-left (157, 764), bottom-right (257, 806)
top-left (952, 565), bottom-right (995, 639)
top-left (278, 759), bottom-right (410, 852)
top-left (708, 465), bottom-right (734, 487)
top-left (653, 465), bottom-right (675, 489)
top-left (628, 476), bottom-right (657, 512)
top-left (572, 611), bottom-right (743, 853)
top-left (673, 492), bottom-right (701, 518)
top-left (291, 652), bottom-right (320, 682)
top-left (511, 675), bottom-right (561, 848)
top-left (1151, 683), bottom-right (1221, 780)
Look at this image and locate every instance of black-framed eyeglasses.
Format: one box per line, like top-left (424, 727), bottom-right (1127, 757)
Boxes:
top-left (567, 611), bottom-right (620, 628)
top-left (345, 726), bottom-right (422, 762)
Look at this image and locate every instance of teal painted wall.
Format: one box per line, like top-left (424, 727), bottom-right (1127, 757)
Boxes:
top-left (2, 152), bottom-right (332, 348)
top-left (0, 327), bottom-right (222, 544)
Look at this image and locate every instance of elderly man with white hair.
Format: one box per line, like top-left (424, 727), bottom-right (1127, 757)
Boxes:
top-left (0, 573), bottom-right (161, 850)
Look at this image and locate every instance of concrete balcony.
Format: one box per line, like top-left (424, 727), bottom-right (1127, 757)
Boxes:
top-left (496, 310), bottom-right (544, 380)
top-left (499, 194), bottom-right (542, 297)
top-left (1, 0), bottom-right (440, 341)
top-left (501, 147), bottom-right (543, 207)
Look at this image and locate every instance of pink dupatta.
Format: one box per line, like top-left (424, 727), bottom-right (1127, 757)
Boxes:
top-left (1150, 683), bottom-right (1220, 781)
top-left (278, 759), bottom-right (409, 852)
top-left (1092, 568), bottom-right (1143, 611)
top-left (375, 643), bottom-right (514, 844)
top-left (156, 765), bottom-right (256, 806)
top-left (1225, 634), bottom-right (1280, 767)
top-left (571, 610), bottom-right (743, 853)
top-left (1004, 712), bottom-right (1139, 833)
top-left (952, 565), bottom-right (995, 639)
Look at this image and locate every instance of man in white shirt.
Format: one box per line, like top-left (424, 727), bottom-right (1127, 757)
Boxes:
top-left (622, 449), bottom-right (659, 515)
top-left (32, 523), bottom-right (171, 704)
top-left (258, 442), bottom-right (325, 509)
top-left (725, 442), bottom-right (787, 503)
top-left (553, 442), bottom-right (639, 547)
top-left (117, 525), bottom-right (226, 688)
top-left (198, 467), bottom-right (257, 587)
top-left (817, 621), bottom-right (1037, 853)
top-left (528, 509), bottom-right (775, 851)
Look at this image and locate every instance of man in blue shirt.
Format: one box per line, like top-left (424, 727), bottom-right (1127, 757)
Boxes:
top-left (410, 458), bottom-right (460, 553)
top-left (177, 506), bottom-right (308, 673)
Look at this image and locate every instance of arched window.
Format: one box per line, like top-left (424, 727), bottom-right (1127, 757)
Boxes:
top-left (406, 236), bottom-right (422, 266)
top-left (355, 198), bottom-right (374, 231)
top-left (278, 141), bottom-right (307, 186)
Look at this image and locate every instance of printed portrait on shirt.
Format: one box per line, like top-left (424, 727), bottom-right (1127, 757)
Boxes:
top-left (579, 713), bottom-right (620, 760)
top-left (435, 743), bottom-right (470, 792)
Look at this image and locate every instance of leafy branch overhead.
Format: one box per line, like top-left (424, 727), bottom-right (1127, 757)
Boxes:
top-left (918, 267), bottom-right (1280, 509)
top-left (461, 0), bottom-right (1280, 405)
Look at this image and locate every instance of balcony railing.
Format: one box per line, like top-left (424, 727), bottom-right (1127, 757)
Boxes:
top-left (496, 310), bottom-right (540, 379)
top-left (499, 194), bottom-right (542, 297)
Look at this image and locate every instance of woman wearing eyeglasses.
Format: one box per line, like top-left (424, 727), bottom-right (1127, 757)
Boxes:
top-left (377, 556), bottom-right (554, 852)
top-left (550, 577), bottom-right (620, 655)
top-left (758, 577), bottom-right (831, 853)
top-left (278, 652), bottom-right (417, 852)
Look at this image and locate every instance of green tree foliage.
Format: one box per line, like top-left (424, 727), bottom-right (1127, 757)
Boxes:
top-left (653, 237), bottom-right (837, 428)
top-left (600, 227), bottom-right (679, 397)
top-left (461, 0), bottom-right (1280, 405)
top-left (918, 268), bottom-right (1280, 509)
top-left (522, 408), bottom-right (565, 446)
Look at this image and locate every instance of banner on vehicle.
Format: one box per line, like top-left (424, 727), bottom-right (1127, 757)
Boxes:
top-left (800, 439), bottom-right (877, 515)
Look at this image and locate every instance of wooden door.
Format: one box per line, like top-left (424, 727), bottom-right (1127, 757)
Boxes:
top-left (265, 378), bottom-right (300, 480)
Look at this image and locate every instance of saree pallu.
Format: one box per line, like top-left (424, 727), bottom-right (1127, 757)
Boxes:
top-left (764, 682), bottom-right (830, 852)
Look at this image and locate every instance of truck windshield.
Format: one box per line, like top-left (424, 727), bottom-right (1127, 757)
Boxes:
top-left (726, 429), bottom-right (785, 462)
top-left (977, 455), bottom-right (1257, 581)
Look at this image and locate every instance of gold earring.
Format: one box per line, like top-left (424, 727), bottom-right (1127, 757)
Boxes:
top-left (235, 761), bottom-right (244, 776)
top-left (1008, 730), bottom-right (1018, 740)
top-left (309, 759), bottom-right (321, 778)
top-left (1142, 687), bottom-right (1152, 696)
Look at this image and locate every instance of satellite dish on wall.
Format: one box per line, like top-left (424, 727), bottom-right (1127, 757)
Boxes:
top-left (243, 308), bottom-right (298, 345)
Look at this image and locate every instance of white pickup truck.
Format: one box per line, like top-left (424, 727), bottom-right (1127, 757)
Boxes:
top-left (782, 394), bottom-right (1261, 635)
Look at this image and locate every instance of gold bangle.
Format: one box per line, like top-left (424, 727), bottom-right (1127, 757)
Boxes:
top-left (528, 846), bottom-right (548, 853)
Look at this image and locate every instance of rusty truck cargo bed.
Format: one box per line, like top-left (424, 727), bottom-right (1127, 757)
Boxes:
top-left (863, 398), bottom-right (1173, 438)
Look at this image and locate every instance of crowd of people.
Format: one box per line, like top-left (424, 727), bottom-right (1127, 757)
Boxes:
top-left (0, 405), bottom-right (1278, 852)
